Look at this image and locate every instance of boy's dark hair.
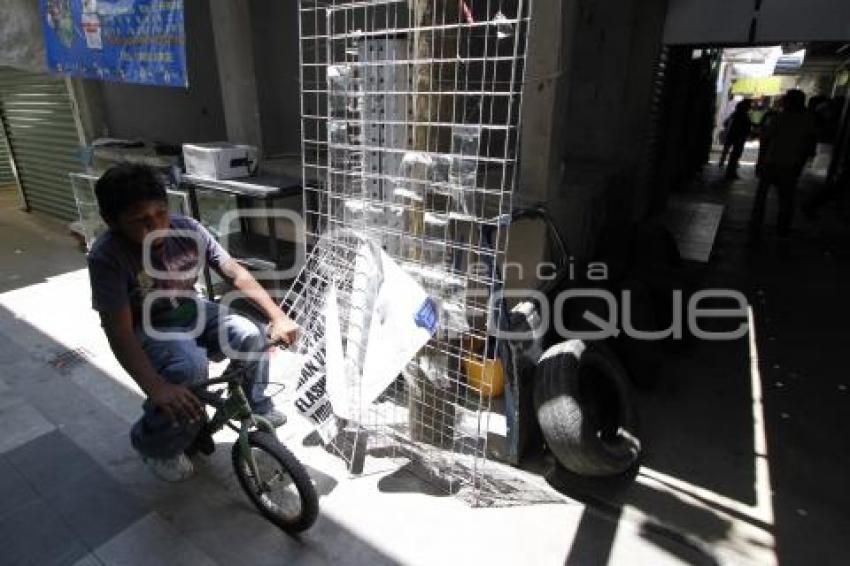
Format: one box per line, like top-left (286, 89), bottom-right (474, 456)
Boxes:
top-left (95, 164), bottom-right (167, 222)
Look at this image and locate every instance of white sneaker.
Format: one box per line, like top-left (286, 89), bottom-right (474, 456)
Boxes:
top-left (257, 407), bottom-right (287, 428)
top-left (143, 453), bottom-right (195, 482)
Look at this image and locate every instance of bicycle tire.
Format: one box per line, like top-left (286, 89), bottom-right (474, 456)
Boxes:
top-left (232, 431), bottom-right (319, 533)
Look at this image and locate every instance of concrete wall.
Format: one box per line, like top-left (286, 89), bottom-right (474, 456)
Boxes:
top-left (519, 0), bottom-right (575, 206)
top-left (0, 1), bottom-right (225, 145)
top-left (250, 0), bottom-right (302, 158)
top-left (562, 0), bottom-right (639, 166)
top-left (96, 1), bottom-right (226, 144)
top-left (0, 0), bottom-right (46, 73)
top-left (97, 0), bottom-right (303, 152)
top-left (561, 0), bottom-right (668, 174)
top-left (545, 0), bottom-right (669, 258)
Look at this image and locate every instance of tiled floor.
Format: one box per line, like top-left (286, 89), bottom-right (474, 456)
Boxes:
top-left (1, 430), bottom-right (146, 565)
top-left (0, 198), bottom-right (587, 566)
top-left (9, 174), bottom-right (846, 564)
top-left (666, 199), bottom-right (725, 262)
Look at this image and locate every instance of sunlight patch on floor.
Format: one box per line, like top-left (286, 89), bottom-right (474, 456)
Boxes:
top-left (630, 306), bottom-right (776, 565)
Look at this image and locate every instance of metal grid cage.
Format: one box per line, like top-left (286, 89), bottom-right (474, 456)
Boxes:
top-left (295, 0), bottom-right (533, 502)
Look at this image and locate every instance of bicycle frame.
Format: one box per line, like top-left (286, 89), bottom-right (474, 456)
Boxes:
top-left (197, 364), bottom-right (276, 484)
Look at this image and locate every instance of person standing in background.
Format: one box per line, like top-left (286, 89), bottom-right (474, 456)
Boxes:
top-left (722, 99), bottom-right (753, 180)
top-left (748, 97), bottom-right (770, 139)
top-left (756, 96), bottom-right (784, 178)
top-left (803, 96), bottom-right (849, 217)
top-left (750, 89), bottom-right (818, 237)
top-left (718, 95), bottom-right (744, 169)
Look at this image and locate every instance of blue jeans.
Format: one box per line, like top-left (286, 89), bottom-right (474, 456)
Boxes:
top-left (130, 300), bottom-right (272, 459)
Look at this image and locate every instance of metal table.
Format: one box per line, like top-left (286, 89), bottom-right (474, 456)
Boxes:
top-left (180, 172), bottom-right (302, 299)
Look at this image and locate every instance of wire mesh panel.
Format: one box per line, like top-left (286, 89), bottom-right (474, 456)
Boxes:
top-left (296, 0), bottom-right (532, 503)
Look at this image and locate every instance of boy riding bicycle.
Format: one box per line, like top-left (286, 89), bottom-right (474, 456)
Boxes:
top-left (87, 164), bottom-right (298, 482)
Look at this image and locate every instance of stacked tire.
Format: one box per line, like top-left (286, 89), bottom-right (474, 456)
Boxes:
top-left (533, 223), bottom-right (688, 477)
top-left (534, 340), bottom-right (641, 477)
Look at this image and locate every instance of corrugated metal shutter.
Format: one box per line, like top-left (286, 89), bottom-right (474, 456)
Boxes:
top-left (0, 67), bottom-right (82, 220)
top-left (634, 46), bottom-right (671, 215)
top-left (0, 124), bottom-right (14, 186)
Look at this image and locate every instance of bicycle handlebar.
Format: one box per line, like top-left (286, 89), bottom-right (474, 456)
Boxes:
top-left (189, 342), bottom-right (292, 396)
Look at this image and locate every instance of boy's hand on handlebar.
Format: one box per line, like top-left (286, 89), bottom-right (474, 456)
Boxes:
top-left (149, 382), bottom-right (204, 423)
top-left (268, 315), bottom-right (300, 347)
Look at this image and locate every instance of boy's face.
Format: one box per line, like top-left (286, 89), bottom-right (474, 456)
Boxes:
top-left (110, 199), bottom-right (170, 248)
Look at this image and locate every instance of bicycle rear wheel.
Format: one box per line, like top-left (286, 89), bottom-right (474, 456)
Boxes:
top-left (232, 431), bottom-right (319, 533)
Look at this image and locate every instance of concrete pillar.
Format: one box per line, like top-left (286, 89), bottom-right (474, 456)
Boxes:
top-left (621, 0), bottom-right (671, 221)
top-left (66, 79), bottom-right (109, 146)
top-left (210, 0), bottom-right (263, 150)
top-left (517, 0), bottom-right (579, 206)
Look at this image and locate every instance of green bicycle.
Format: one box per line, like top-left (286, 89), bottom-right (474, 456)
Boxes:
top-left (190, 359), bottom-right (319, 533)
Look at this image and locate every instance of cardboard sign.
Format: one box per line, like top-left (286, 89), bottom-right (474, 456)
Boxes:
top-left (281, 243), bottom-right (437, 443)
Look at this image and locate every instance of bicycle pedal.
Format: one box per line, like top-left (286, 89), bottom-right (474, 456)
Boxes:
top-left (197, 431), bottom-right (216, 455)
top-left (186, 430), bottom-right (216, 457)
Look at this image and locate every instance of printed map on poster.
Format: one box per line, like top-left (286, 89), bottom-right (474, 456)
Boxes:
top-left (41, 0), bottom-right (187, 87)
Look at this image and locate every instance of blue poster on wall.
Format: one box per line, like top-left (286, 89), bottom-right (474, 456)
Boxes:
top-left (41, 0), bottom-right (187, 87)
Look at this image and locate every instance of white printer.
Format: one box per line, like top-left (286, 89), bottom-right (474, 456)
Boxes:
top-left (182, 142), bottom-right (258, 180)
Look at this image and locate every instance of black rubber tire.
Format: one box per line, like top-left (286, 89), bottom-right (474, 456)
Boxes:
top-left (534, 340), bottom-right (641, 477)
top-left (557, 280), bottom-right (663, 389)
top-left (232, 431), bottom-right (319, 533)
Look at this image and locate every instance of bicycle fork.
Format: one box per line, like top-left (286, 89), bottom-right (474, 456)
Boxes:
top-left (232, 385), bottom-right (275, 485)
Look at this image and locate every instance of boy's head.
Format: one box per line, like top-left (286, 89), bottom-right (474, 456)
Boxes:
top-left (95, 164), bottom-right (170, 246)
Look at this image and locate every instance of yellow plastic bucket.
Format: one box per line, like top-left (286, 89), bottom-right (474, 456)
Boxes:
top-left (464, 357), bottom-right (505, 398)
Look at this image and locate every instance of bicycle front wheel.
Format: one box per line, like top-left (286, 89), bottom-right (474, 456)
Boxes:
top-left (232, 431), bottom-right (319, 533)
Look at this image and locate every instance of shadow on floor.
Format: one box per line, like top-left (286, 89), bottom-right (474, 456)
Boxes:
top-left (0, 305), bottom-right (404, 565)
top-left (547, 464), bottom-right (728, 566)
top-left (550, 162), bottom-right (850, 565)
